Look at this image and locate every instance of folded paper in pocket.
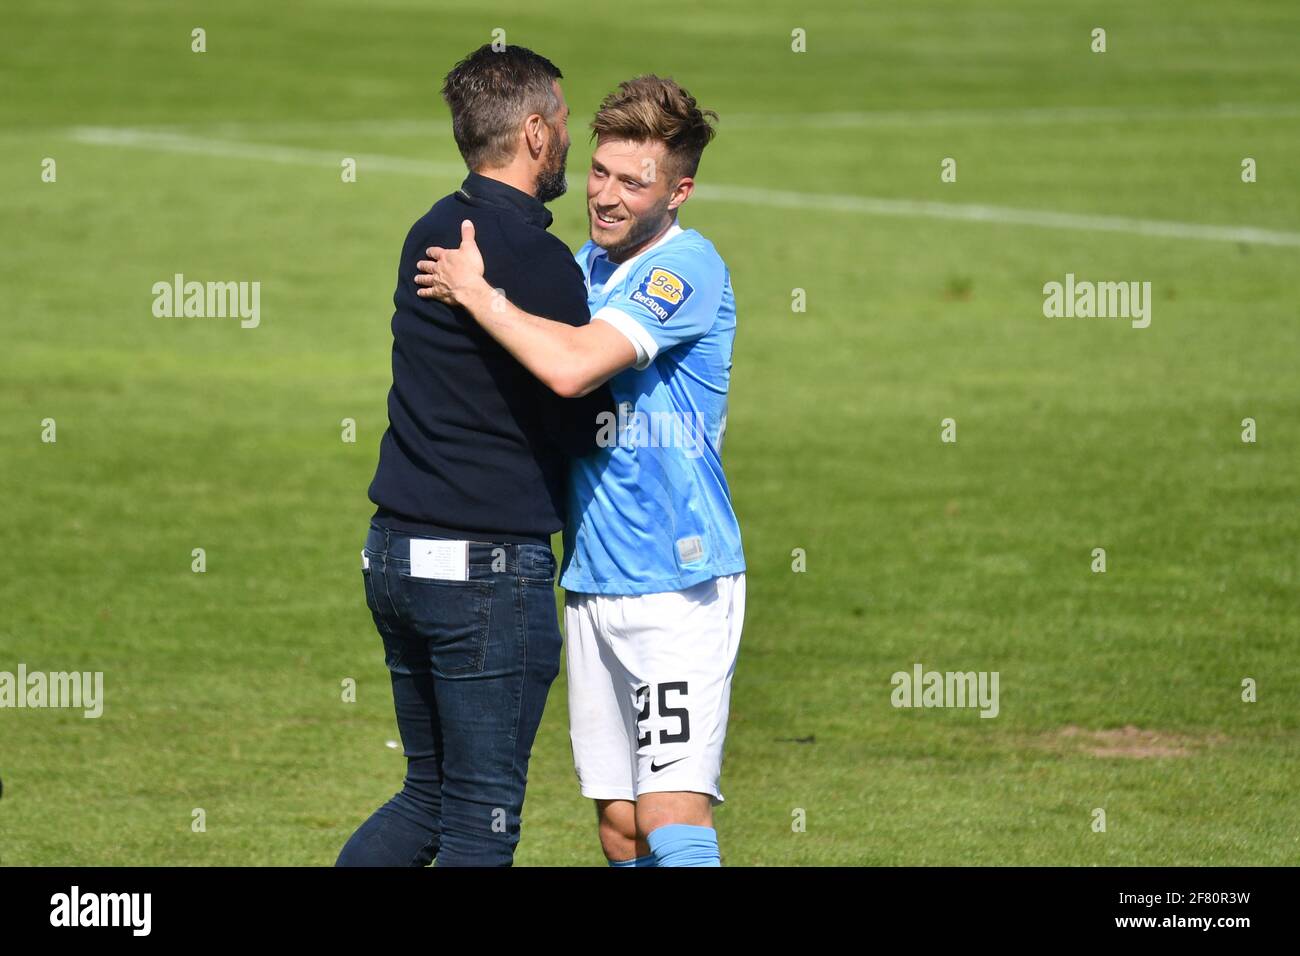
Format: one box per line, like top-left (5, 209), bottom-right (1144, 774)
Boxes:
top-left (409, 539), bottom-right (469, 581)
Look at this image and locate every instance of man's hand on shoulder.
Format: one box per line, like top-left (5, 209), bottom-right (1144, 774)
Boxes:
top-left (413, 218), bottom-right (638, 398)
top-left (415, 219), bottom-right (492, 309)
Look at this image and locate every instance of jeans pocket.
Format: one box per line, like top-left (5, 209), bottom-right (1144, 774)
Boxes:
top-left (362, 565), bottom-right (379, 616)
top-left (520, 579), bottom-right (563, 684)
top-left (394, 575), bottom-right (495, 676)
top-left (517, 546), bottom-right (558, 586)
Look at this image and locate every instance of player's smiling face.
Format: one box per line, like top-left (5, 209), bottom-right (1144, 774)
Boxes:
top-left (587, 136), bottom-right (684, 262)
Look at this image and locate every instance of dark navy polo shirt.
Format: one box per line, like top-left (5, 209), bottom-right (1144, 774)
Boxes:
top-left (368, 172), bottom-right (612, 544)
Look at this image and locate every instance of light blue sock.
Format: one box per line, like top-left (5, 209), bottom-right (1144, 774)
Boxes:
top-left (647, 824), bottom-right (721, 867)
top-left (608, 854), bottom-right (656, 868)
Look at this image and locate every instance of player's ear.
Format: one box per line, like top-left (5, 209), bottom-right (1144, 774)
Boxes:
top-left (667, 176), bottom-right (695, 212)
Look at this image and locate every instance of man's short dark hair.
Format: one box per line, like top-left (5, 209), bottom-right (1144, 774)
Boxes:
top-left (442, 44), bottom-right (564, 171)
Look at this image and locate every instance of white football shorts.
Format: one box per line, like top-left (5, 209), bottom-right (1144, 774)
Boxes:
top-left (564, 572), bottom-right (745, 806)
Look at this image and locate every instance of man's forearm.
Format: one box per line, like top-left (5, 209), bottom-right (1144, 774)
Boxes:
top-left (459, 281), bottom-right (594, 397)
top-left (456, 278), bottom-right (637, 399)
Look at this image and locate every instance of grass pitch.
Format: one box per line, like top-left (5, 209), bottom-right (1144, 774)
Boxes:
top-left (1, 0), bottom-right (1297, 865)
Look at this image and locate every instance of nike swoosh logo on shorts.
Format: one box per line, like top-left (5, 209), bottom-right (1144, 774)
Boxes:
top-left (650, 757), bottom-right (685, 773)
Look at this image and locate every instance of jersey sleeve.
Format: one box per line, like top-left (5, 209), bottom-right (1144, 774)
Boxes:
top-left (592, 243), bottom-right (724, 370)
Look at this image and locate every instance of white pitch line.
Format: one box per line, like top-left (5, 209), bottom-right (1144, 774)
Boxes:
top-left (694, 184), bottom-right (1300, 248)
top-left (119, 102), bottom-right (1300, 137)
top-left (722, 102), bottom-right (1300, 129)
top-left (68, 126), bottom-right (1300, 248)
top-left (68, 126), bottom-right (466, 177)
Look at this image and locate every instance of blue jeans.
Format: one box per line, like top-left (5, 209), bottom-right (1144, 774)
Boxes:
top-left (335, 522), bottom-right (563, 867)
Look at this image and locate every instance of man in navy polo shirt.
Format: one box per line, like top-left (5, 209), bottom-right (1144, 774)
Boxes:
top-left (335, 44), bottom-right (611, 867)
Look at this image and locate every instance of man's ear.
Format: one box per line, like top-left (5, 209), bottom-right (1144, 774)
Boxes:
top-left (524, 114), bottom-right (546, 159)
top-left (666, 176), bottom-right (695, 213)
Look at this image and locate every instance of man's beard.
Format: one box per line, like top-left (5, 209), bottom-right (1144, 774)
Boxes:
top-left (535, 134), bottom-right (569, 203)
top-left (592, 197), bottom-right (672, 261)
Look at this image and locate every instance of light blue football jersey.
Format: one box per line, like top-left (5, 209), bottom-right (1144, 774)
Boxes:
top-left (560, 223), bottom-right (745, 596)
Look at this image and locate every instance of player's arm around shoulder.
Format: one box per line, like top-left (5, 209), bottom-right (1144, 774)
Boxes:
top-left (415, 220), bottom-right (638, 398)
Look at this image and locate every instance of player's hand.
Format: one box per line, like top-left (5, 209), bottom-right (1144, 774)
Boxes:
top-left (415, 219), bottom-right (486, 305)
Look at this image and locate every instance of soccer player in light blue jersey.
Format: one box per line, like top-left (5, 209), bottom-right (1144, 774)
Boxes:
top-left (416, 76), bottom-right (743, 867)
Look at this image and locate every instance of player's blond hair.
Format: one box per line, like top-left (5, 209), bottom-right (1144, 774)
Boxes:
top-left (590, 75), bottom-right (718, 179)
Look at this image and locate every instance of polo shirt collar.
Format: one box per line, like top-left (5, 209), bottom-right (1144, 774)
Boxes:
top-left (457, 172), bottom-right (553, 229)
